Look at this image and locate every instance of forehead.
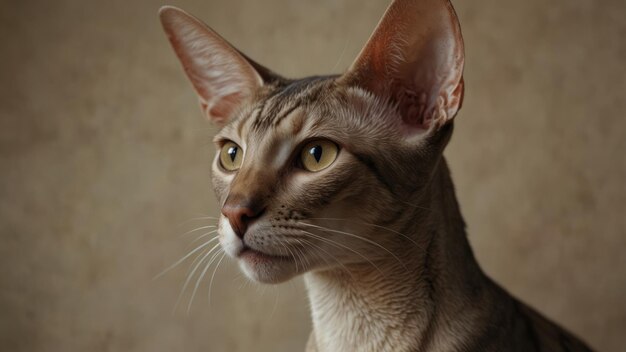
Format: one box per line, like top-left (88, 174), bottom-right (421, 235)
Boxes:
top-left (218, 75), bottom-right (339, 142)
top-left (249, 75), bottom-right (336, 132)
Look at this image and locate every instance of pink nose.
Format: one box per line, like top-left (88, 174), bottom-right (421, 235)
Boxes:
top-left (221, 196), bottom-right (265, 238)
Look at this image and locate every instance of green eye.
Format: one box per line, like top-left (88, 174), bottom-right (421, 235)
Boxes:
top-left (300, 140), bottom-right (338, 172)
top-left (219, 141), bottom-right (243, 171)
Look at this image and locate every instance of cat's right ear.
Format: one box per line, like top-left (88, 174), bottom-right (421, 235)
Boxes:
top-left (159, 6), bottom-right (268, 125)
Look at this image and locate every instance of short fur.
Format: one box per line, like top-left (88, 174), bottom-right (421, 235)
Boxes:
top-left (159, 1), bottom-right (594, 351)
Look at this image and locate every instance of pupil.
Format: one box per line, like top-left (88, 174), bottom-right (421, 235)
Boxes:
top-left (310, 145), bottom-right (323, 162)
top-left (228, 146), bottom-right (237, 162)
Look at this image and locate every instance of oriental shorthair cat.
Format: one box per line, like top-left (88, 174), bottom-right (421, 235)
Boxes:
top-left (159, 0), bottom-right (594, 350)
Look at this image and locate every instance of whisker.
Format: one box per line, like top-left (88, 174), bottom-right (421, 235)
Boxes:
top-left (297, 229), bottom-right (384, 275)
top-left (179, 225), bottom-right (217, 238)
top-left (279, 241), bottom-right (300, 272)
top-left (297, 237), bottom-right (356, 280)
top-left (296, 238), bottom-right (329, 267)
top-left (294, 243), bottom-right (310, 270)
top-left (190, 230), bottom-right (218, 244)
top-left (299, 222), bottom-right (408, 271)
top-left (173, 243), bottom-right (221, 314)
top-left (186, 246), bottom-right (212, 278)
top-left (187, 247), bottom-right (224, 313)
top-left (154, 237), bottom-right (219, 280)
top-left (293, 243), bottom-right (308, 271)
top-left (306, 217), bottom-right (423, 249)
top-left (176, 216), bottom-right (219, 228)
top-left (208, 252), bottom-right (227, 305)
top-left (297, 246), bottom-right (311, 268)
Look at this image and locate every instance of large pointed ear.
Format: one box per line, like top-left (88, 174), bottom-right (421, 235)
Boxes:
top-left (343, 0), bottom-right (464, 132)
top-left (159, 6), bottom-right (269, 125)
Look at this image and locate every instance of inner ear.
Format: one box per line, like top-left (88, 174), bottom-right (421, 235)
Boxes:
top-left (343, 0), bottom-right (465, 132)
top-left (159, 6), bottom-right (277, 125)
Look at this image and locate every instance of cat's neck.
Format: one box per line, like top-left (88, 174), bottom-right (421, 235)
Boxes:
top-left (304, 159), bottom-right (492, 352)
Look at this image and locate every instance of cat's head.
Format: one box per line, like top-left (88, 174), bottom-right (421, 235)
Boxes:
top-left (160, 0), bottom-right (464, 283)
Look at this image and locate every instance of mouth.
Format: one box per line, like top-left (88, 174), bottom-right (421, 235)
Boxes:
top-left (237, 246), bottom-right (291, 264)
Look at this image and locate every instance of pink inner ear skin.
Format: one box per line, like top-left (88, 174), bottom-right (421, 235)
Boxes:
top-left (159, 6), bottom-right (266, 125)
top-left (206, 92), bottom-right (248, 125)
top-left (396, 88), bottom-right (429, 130)
top-left (343, 0), bottom-right (465, 133)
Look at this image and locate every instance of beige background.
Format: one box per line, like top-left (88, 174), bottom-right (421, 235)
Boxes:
top-left (1, 0), bottom-right (625, 351)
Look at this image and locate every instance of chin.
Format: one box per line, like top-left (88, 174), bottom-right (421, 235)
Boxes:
top-left (238, 250), bottom-right (299, 284)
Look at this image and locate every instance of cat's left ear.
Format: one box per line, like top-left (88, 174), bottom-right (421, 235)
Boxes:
top-left (343, 0), bottom-right (464, 132)
top-left (159, 6), bottom-right (274, 125)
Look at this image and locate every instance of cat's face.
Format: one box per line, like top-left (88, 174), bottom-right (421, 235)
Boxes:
top-left (160, 0), bottom-right (465, 283)
top-left (212, 79), bottom-right (440, 283)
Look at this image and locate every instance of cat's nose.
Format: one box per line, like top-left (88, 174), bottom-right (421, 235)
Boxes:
top-left (221, 195), bottom-right (265, 239)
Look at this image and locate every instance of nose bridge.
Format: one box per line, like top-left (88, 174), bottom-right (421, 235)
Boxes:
top-left (229, 132), bottom-right (279, 198)
top-left (221, 164), bottom-right (276, 238)
top-left (228, 164), bottom-right (275, 201)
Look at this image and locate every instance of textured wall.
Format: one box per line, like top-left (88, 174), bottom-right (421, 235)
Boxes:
top-left (1, 0), bottom-right (624, 351)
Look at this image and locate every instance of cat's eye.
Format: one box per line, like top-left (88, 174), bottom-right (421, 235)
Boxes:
top-left (300, 140), bottom-right (339, 172)
top-left (219, 141), bottom-right (243, 171)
